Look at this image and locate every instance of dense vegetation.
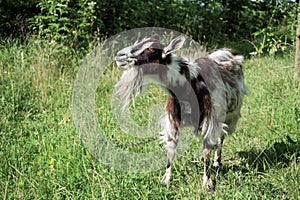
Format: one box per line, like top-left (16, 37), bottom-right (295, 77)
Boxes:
top-left (0, 0), bottom-right (299, 199)
top-left (0, 0), bottom-right (298, 53)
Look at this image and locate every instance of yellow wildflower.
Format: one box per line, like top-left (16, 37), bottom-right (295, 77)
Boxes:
top-left (49, 158), bottom-right (55, 171)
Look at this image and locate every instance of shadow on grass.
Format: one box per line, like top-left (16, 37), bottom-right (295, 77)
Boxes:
top-left (236, 135), bottom-right (300, 172)
top-left (210, 136), bottom-right (299, 198)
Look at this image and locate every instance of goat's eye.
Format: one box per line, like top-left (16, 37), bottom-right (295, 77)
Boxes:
top-left (131, 48), bottom-right (140, 55)
top-left (117, 52), bottom-right (126, 56)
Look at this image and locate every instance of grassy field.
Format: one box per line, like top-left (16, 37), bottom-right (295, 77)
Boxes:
top-left (0, 40), bottom-right (299, 199)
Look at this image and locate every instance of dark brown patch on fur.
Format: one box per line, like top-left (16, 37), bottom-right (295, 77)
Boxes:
top-left (166, 97), bottom-right (181, 131)
top-left (178, 60), bottom-right (190, 80)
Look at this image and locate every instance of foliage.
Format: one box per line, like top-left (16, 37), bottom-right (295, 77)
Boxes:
top-left (30, 0), bottom-right (100, 52)
top-left (94, 0), bottom-right (225, 43)
top-left (1, 0), bottom-right (298, 55)
top-left (244, 0), bottom-right (298, 56)
top-left (0, 0), bottom-right (38, 39)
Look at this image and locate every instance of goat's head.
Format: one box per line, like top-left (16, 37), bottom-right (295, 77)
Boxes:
top-left (114, 35), bottom-right (186, 110)
top-left (115, 34), bottom-right (185, 69)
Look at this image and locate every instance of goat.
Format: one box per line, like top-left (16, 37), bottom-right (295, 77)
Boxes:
top-left (114, 34), bottom-right (248, 190)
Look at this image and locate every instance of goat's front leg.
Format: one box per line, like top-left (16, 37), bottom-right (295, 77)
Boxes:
top-left (161, 131), bottom-right (179, 184)
top-left (161, 97), bottom-right (181, 184)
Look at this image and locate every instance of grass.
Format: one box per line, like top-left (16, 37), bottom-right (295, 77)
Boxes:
top-left (0, 39), bottom-right (299, 199)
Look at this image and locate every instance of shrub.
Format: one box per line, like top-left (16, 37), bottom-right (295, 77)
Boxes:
top-left (30, 0), bottom-right (101, 52)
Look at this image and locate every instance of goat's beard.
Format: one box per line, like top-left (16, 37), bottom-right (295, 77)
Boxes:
top-left (114, 67), bottom-right (143, 111)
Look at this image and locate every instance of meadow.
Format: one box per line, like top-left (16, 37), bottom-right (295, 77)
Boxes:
top-left (0, 40), bottom-right (299, 199)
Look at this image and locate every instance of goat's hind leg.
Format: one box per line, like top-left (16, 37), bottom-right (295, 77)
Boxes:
top-left (201, 147), bottom-right (214, 190)
top-left (213, 136), bottom-right (224, 170)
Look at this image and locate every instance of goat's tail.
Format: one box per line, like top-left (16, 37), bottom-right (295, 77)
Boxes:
top-left (208, 48), bottom-right (244, 71)
top-left (208, 48), bottom-right (249, 95)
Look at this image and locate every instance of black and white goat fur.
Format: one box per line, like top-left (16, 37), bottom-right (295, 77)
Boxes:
top-left (114, 35), bottom-right (248, 190)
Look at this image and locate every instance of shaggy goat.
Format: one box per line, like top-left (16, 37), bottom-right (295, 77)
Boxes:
top-left (114, 35), bottom-right (248, 190)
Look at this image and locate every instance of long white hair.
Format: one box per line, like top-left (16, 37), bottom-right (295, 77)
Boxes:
top-left (114, 67), bottom-right (144, 111)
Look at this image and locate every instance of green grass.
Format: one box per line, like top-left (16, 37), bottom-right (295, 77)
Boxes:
top-left (0, 40), bottom-right (299, 199)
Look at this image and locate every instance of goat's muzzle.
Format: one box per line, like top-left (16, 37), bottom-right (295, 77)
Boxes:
top-left (115, 51), bottom-right (137, 69)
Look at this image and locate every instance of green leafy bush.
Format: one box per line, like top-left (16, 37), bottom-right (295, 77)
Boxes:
top-left (1, 0), bottom-right (298, 56)
top-left (30, 0), bottom-right (101, 52)
top-left (244, 0), bottom-right (298, 56)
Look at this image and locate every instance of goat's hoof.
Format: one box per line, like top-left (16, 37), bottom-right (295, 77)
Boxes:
top-left (160, 173), bottom-right (171, 185)
top-left (206, 181), bottom-right (215, 191)
top-left (213, 161), bottom-right (222, 170)
top-left (203, 175), bottom-right (215, 192)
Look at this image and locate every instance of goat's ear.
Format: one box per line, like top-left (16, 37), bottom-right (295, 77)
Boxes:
top-left (151, 34), bottom-right (159, 41)
top-left (162, 35), bottom-right (185, 58)
top-left (131, 40), bottom-right (154, 57)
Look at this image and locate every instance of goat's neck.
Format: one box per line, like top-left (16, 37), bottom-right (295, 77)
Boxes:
top-left (143, 56), bottom-right (189, 88)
